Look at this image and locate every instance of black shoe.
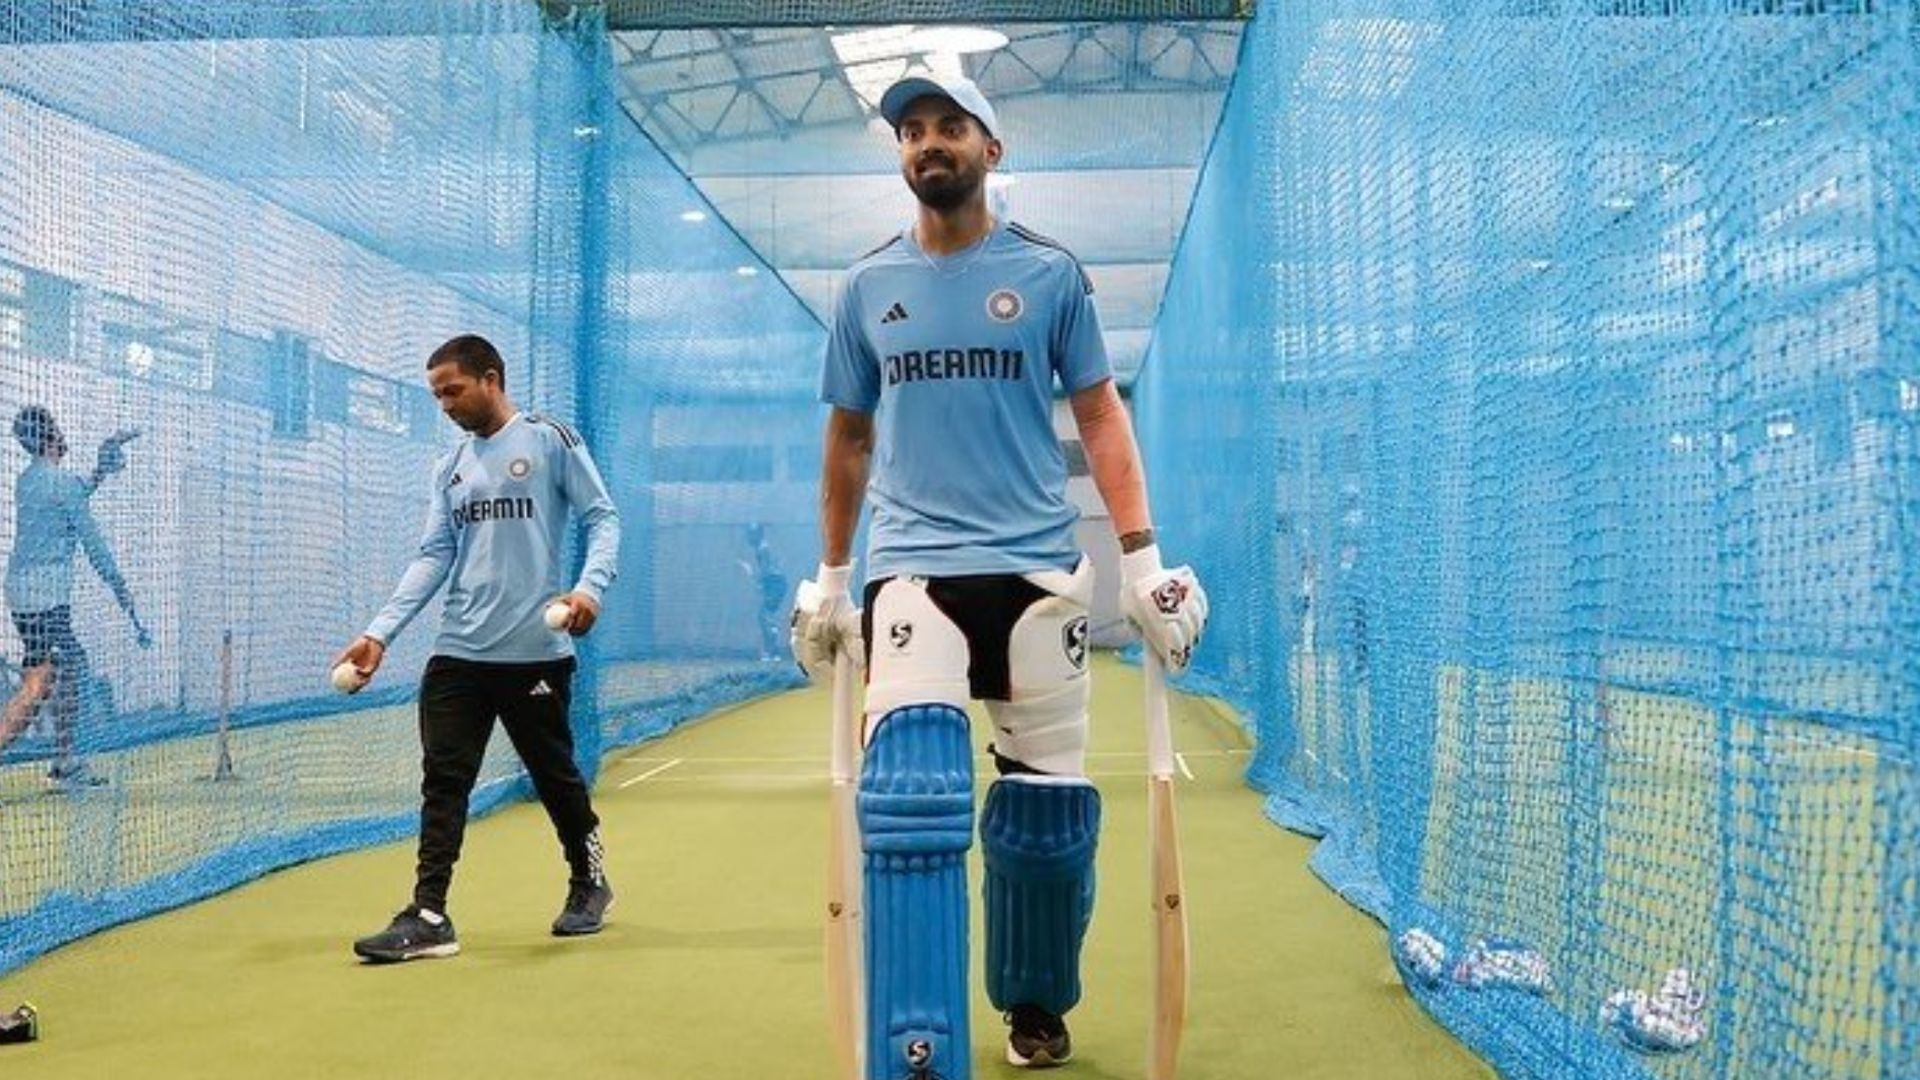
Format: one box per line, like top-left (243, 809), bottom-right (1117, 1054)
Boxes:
top-left (1005, 1004), bottom-right (1072, 1068)
top-left (0, 1002), bottom-right (37, 1045)
top-left (551, 879), bottom-right (614, 936)
top-left (353, 906), bottom-right (459, 963)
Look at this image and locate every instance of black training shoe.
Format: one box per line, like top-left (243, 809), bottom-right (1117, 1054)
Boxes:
top-left (0, 1001), bottom-right (37, 1045)
top-left (353, 906), bottom-right (459, 963)
top-left (1006, 1004), bottom-right (1073, 1068)
top-left (551, 880), bottom-right (614, 936)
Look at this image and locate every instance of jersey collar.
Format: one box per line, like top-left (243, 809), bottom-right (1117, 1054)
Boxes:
top-left (475, 411), bottom-right (523, 442)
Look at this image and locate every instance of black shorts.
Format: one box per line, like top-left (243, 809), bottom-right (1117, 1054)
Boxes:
top-left (12, 607), bottom-right (83, 669)
top-left (863, 574), bottom-right (1050, 702)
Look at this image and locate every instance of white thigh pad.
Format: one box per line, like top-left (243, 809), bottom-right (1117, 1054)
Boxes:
top-left (865, 577), bottom-right (971, 739)
top-left (986, 559), bottom-right (1094, 775)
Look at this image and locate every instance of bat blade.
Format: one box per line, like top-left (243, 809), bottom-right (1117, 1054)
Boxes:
top-left (1148, 774), bottom-right (1189, 1080)
top-left (825, 654), bottom-right (865, 1080)
top-left (1144, 652), bottom-right (1189, 1080)
top-left (825, 781), bottom-right (864, 1079)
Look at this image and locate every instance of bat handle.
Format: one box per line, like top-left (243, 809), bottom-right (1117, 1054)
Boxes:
top-left (1144, 650), bottom-right (1174, 779)
top-left (830, 651), bottom-right (858, 781)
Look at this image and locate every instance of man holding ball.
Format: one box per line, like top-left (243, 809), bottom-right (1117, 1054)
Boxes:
top-left (333, 334), bottom-right (621, 963)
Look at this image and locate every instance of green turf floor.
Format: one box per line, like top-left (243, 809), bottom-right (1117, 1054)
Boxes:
top-left (0, 654), bottom-right (1492, 1079)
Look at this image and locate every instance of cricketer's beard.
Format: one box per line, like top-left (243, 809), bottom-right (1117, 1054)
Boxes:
top-left (905, 152), bottom-right (986, 212)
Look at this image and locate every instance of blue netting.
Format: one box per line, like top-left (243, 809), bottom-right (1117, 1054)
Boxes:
top-left (1139, 1), bottom-right (1918, 1078)
top-left (0, 2), bottom-right (812, 973)
top-left (2, 2), bottom-right (1915, 1076)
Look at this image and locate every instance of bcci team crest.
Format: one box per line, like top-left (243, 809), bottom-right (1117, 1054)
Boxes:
top-left (507, 457), bottom-right (533, 480)
top-left (986, 287), bottom-right (1024, 323)
top-left (1063, 615), bottom-right (1089, 671)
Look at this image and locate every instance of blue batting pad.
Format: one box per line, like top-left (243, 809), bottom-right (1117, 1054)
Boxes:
top-left (980, 777), bottom-right (1101, 1016)
top-left (859, 703), bottom-right (975, 1080)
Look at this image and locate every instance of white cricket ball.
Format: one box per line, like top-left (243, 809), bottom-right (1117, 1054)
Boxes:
top-left (331, 662), bottom-right (367, 694)
top-left (545, 601), bottom-right (572, 630)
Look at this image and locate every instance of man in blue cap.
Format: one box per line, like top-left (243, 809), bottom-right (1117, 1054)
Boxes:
top-left (791, 73), bottom-right (1209, 1076)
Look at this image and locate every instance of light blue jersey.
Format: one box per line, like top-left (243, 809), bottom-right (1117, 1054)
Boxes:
top-left (366, 413), bottom-right (620, 663)
top-left (820, 220), bottom-right (1112, 579)
top-left (5, 460), bottom-right (124, 615)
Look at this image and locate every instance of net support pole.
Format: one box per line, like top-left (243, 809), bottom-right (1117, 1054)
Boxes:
top-left (207, 629), bottom-right (236, 782)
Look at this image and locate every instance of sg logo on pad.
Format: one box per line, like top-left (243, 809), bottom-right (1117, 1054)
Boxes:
top-left (1062, 616), bottom-right (1089, 670)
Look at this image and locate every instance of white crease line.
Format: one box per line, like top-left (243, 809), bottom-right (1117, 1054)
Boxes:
top-left (643, 773), bottom-right (821, 785)
top-left (613, 749), bottom-right (1245, 765)
top-left (639, 769), bottom-right (1171, 785)
top-left (1772, 730), bottom-right (1881, 758)
top-left (618, 758), bottom-right (683, 789)
top-left (1175, 753), bottom-right (1196, 781)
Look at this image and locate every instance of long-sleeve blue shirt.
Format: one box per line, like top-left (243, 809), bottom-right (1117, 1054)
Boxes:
top-left (365, 412), bottom-right (620, 663)
top-left (6, 459), bottom-right (128, 615)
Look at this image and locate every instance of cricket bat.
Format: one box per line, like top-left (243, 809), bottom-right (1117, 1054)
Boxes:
top-left (1145, 651), bottom-right (1189, 1080)
top-left (825, 652), bottom-right (865, 1080)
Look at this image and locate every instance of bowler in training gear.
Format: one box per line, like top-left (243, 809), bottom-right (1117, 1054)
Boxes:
top-left (0, 407), bottom-right (149, 789)
top-left (335, 334), bottom-right (621, 962)
top-left (791, 75), bottom-right (1210, 1077)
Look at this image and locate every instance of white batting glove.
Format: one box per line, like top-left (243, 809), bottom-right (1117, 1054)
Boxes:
top-left (1601, 983), bottom-right (1707, 1053)
top-left (1451, 938), bottom-right (1554, 995)
top-left (790, 563), bottom-right (864, 681)
top-left (1394, 928), bottom-right (1449, 987)
top-left (1119, 545), bottom-right (1208, 674)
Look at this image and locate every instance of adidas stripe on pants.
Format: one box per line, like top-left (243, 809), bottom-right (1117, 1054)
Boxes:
top-left (413, 654), bottom-right (601, 913)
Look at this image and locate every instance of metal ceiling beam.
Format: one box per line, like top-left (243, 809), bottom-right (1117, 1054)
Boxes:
top-left (616, 25), bottom-right (1236, 96)
top-left (616, 23), bottom-right (1238, 154)
top-left (622, 69), bottom-right (851, 148)
top-left (605, 2), bottom-right (1255, 30)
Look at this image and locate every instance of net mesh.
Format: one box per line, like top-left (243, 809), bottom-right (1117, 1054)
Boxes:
top-left (1137, 1), bottom-right (1919, 1077)
top-left (0, 1), bottom-right (814, 971)
top-left (1, 2), bottom-right (1915, 1077)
